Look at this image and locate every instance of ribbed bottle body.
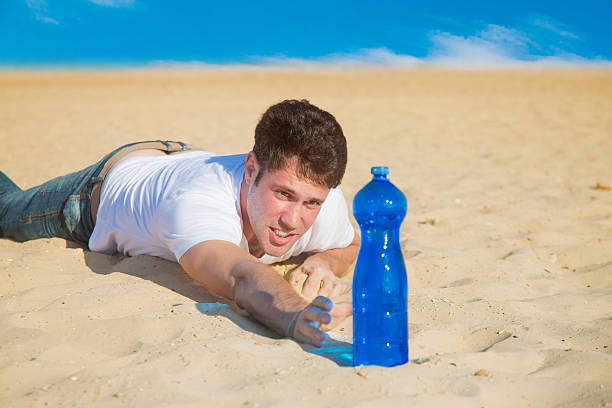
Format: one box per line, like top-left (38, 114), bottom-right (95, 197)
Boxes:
top-left (352, 167), bottom-right (408, 367)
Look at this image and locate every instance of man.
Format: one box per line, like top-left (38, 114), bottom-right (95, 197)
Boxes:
top-left (0, 100), bottom-right (359, 347)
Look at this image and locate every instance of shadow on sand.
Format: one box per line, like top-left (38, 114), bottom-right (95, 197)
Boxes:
top-left (196, 302), bottom-right (354, 367)
top-left (74, 242), bottom-right (354, 367)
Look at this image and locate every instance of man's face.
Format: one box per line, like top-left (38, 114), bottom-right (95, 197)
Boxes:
top-left (243, 153), bottom-right (330, 258)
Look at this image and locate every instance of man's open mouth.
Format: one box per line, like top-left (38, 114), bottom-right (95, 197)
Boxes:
top-left (274, 229), bottom-right (290, 238)
top-left (269, 227), bottom-right (296, 245)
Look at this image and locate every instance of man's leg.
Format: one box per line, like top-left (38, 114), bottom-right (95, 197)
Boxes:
top-left (0, 168), bottom-right (93, 243)
top-left (0, 171), bottom-right (21, 193)
top-left (0, 140), bottom-right (196, 244)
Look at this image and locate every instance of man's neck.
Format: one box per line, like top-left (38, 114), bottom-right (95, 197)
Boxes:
top-left (239, 177), bottom-right (264, 258)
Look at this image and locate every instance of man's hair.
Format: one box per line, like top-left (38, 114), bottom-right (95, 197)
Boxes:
top-left (253, 99), bottom-right (347, 188)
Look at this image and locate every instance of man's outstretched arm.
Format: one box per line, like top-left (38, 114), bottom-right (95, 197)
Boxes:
top-left (179, 240), bottom-right (352, 346)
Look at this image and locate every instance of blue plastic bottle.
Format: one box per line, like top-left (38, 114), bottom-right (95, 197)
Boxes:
top-left (352, 166), bottom-right (408, 367)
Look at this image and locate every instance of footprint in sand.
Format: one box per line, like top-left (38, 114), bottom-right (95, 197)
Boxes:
top-left (567, 260), bottom-right (612, 288)
top-left (462, 327), bottom-right (512, 352)
top-left (410, 326), bottom-right (512, 360)
top-left (528, 349), bottom-right (612, 382)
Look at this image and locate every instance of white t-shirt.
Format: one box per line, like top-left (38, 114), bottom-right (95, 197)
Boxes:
top-left (89, 151), bottom-right (355, 264)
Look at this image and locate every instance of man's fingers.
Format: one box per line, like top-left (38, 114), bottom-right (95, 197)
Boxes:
top-left (288, 265), bottom-right (345, 300)
top-left (291, 299), bottom-right (346, 345)
top-left (301, 273), bottom-right (323, 297)
top-left (288, 268), bottom-right (305, 285)
top-left (311, 296), bottom-right (333, 312)
top-left (329, 280), bottom-right (347, 299)
top-left (301, 305), bottom-right (332, 325)
top-left (293, 303), bottom-right (332, 346)
top-left (319, 278), bottom-right (334, 297)
top-left (296, 319), bottom-right (325, 346)
top-left (319, 300), bottom-right (352, 332)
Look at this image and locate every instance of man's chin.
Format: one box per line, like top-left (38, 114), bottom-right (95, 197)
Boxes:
top-left (264, 246), bottom-right (290, 258)
top-left (264, 240), bottom-right (298, 258)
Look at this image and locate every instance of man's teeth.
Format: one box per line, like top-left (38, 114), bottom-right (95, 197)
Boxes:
top-left (274, 229), bottom-right (289, 238)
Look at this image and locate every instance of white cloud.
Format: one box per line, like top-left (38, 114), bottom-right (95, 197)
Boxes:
top-left (425, 24), bottom-right (539, 67)
top-left (254, 48), bottom-right (422, 68)
top-left (421, 21), bottom-right (605, 68)
top-left (39, 15), bottom-right (59, 24)
top-left (248, 18), bottom-right (609, 69)
top-left (25, 0), bottom-right (59, 25)
top-left (526, 14), bottom-right (579, 39)
top-left (88, 0), bottom-right (135, 7)
top-left (25, 0), bottom-right (135, 25)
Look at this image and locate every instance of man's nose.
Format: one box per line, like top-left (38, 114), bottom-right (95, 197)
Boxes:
top-left (279, 203), bottom-right (300, 230)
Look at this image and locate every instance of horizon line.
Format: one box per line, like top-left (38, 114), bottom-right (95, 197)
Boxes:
top-left (2, 58), bottom-right (611, 71)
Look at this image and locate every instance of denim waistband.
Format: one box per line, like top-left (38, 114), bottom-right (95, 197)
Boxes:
top-left (64, 140), bottom-right (196, 243)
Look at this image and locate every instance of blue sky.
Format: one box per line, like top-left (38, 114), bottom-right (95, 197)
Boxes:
top-left (1, 0), bottom-right (610, 67)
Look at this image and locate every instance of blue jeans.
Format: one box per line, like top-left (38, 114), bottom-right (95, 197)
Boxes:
top-left (0, 140), bottom-right (193, 245)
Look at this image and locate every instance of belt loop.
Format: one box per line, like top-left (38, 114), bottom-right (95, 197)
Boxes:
top-left (89, 175), bottom-right (104, 185)
top-left (162, 141), bottom-right (186, 152)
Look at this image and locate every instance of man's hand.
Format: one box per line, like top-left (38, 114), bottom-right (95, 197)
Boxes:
top-left (290, 296), bottom-right (353, 347)
top-left (288, 257), bottom-right (349, 300)
top-left (180, 240), bottom-right (355, 348)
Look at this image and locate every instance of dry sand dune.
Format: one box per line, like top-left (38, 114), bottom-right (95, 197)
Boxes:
top-left (1, 69), bottom-right (611, 407)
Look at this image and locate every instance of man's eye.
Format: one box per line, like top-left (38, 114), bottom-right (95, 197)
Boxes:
top-left (276, 191), bottom-right (290, 198)
top-left (305, 201), bottom-right (321, 209)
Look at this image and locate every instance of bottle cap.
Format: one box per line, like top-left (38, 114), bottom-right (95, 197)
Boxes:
top-left (371, 166), bottom-right (389, 176)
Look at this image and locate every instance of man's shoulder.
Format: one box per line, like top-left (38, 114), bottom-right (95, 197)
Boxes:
top-left (177, 152), bottom-right (245, 184)
top-left (319, 186), bottom-right (348, 216)
top-left (305, 185), bottom-right (354, 247)
top-left (164, 152), bottom-right (245, 191)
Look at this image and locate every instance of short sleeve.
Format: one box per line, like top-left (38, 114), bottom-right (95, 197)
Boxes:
top-left (303, 186), bottom-right (355, 252)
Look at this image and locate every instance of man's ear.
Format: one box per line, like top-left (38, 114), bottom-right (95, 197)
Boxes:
top-left (244, 151), bottom-right (260, 185)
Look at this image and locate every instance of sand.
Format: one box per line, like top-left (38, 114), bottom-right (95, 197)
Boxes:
top-left (1, 68), bottom-right (611, 407)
